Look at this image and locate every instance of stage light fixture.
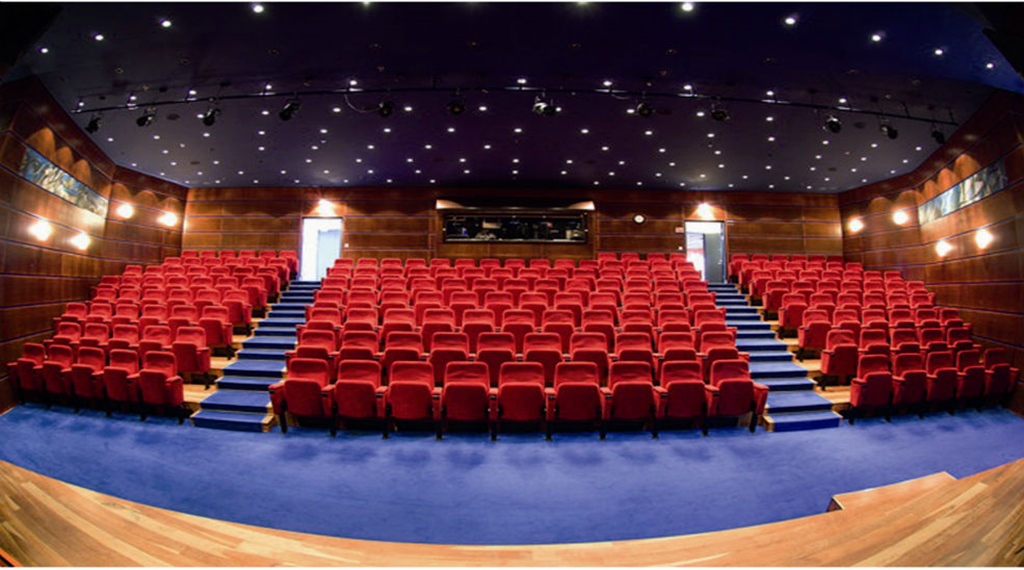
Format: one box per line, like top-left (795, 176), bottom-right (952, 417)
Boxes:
top-left (85, 115), bottom-right (101, 134)
top-left (278, 100), bottom-right (300, 121)
top-left (710, 106), bottom-right (730, 122)
top-left (532, 96), bottom-right (558, 116)
top-left (823, 114), bottom-right (842, 134)
top-left (446, 99), bottom-right (465, 115)
top-left (931, 127), bottom-right (946, 145)
top-left (635, 102), bottom-right (654, 117)
top-left (880, 123), bottom-right (898, 140)
top-left (136, 108), bottom-right (156, 127)
top-left (378, 100), bottom-right (395, 117)
top-left (201, 106), bottom-right (221, 126)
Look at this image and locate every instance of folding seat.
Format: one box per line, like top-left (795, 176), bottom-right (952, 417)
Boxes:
top-left (459, 309), bottom-right (496, 354)
top-left (328, 359), bottom-right (386, 436)
top-left (819, 329), bottom-right (859, 389)
top-left (85, 302), bottom-right (115, 325)
top-left (981, 352), bottom-right (1016, 406)
top-left (191, 287), bottom-right (222, 312)
top-left (939, 307), bottom-right (969, 331)
top-left (499, 309), bottom-right (537, 355)
top-left (222, 291), bottom-right (254, 335)
top-left (602, 361), bottom-right (658, 437)
top-left (858, 328), bottom-right (891, 359)
top-left (78, 322), bottom-right (111, 354)
top-left (657, 309), bottom-right (692, 334)
top-left (656, 360), bottom-right (706, 429)
top-left (891, 352), bottom-right (929, 417)
top-left (384, 361), bottom-right (440, 437)
top-left (7, 343), bottom-right (47, 403)
top-left (268, 358), bottom-right (332, 434)
top-left (419, 308), bottom-right (456, 351)
top-left (346, 287), bottom-right (378, 308)
top-left (138, 324), bottom-right (174, 359)
top-left (197, 307), bottom-right (235, 358)
top-left (340, 330), bottom-right (381, 357)
top-left (657, 330), bottom-right (698, 365)
top-left (343, 307), bottom-right (379, 332)
top-left (92, 286), bottom-right (119, 305)
top-left (569, 341), bottom-right (611, 387)
top-left (316, 287), bottom-right (347, 305)
top-left (954, 349), bottom-right (987, 409)
top-left (439, 362), bottom-right (493, 438)
top-left (380, 331), bottom-right (425, 375)
top-left (45, 321), bottom-right (83, 354)
top-left (427, 343), bottom-right (469, 386)
top-left (171, 326), bottom-right (213, 388)
top-left (946, 326), bottom-right (977, 353)
top-left (705, 359), bottom-right (769, 434)
top-left (539, 309), bottom-right (576, 353)
top-left (523, 334), bottom-right (564, 387)
top-left (925, 351), bottom-right (958, 413)
top-left (692, 308), bottom-right (728, 334)
top-left (918, 327), bottom-right (947, 353)
top-left (494, 361), bottom-right (547, 439)
top-left (54, 302), bottom-right (89, 327)
top-left (133, 350), bottom-right (187, 423)
top-left (888, 328), bottom-right (920, 355)
top-left (460, 267), bottom-right (486, 287)
top-left (580, 309), bottom-right (616, 351)
top-left (619, 308), bottom-right (655, 337)
top-left (100, 348), bottom-right (140, 415)
top-left (40, 343), bottom-right (76, 406)
top-left (614, 332), bottom-right (656, 369)
top-left (549, 361), bottom-right (604, 437)
top-left (795, 313), bottom-right (829, 361)
top-left (286, 329), bottom-right (341, 378)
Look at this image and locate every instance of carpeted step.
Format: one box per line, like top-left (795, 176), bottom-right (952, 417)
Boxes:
top-left (191, 409), bottom-right (272, 432)
top-left (725, 313), bottom-right (764, 322)
top-left (749, 361), bottom-right (812, 379)
top-left (199, 390), bottom-right (271, 413)
top-left (745, 351), bottom-right (796, 364)
top-left (243, 336), bottom-right (297, 350)
top-left (727, 320), bottom-right (772, 331)
top-left (736, 329), bottom-right (779, 340)
top-left (736, 338), bottom-right (788, 351)
top-left (259, 317), bottom-right (305, 327)
top-left (235, 348), bottom-right (289, 361)
top-left (254, 326), bottom-right (299, 337)
top-left (222, 359), bottom-right (286, 378)
top-left (272, 302), bottom-right (310, 311)
top-left (764, 410), bottom-right (843, 432)
top-left (757, 377), bottom-right (819, 391)
top-left (766, 391), bottom-right (835, 413)
top-left (215, 375), bottom-right (279, 391)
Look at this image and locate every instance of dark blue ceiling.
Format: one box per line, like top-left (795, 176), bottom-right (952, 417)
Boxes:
top-left (7, 2), bottom-right (1024, 193)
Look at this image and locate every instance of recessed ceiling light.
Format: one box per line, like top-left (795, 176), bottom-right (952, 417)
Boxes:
top-left (934, 48), bottom-right (944, 56)
top-left (707, 132), bottom-right (715, 138)
top-left (718, 164), bottom-right (725, 168)
top-left (985, 62), bottom-right (995, 70)
top-left (332, 107), bottom-right (342, 113)
top-left (644, 130), bottom-right (653, 136)
top-left (601, 146), bottom-right (609, 151)
top-left (261, 110), bottom-right (269, 116)
top-left (93, 33), bottom-right (105, 41)
top-left (681, 2), bottom-right (694, 12)
top-left (517, 78), bottom-right (528, 85)
top-left (696, 111), bottom-right (706, 117)
top-left (602, 80), bottom-right (613, 87)
top-left (424, 144), bottom-right (433, 149)
top-left (871, 32), bottom-right (884, 42)
top-left (765, 165), bottom-right (772, 170)
top-left (252, 3), bottom-right (265, 13)
top-left (446, 127), bottom-right (456, 133)
top-left (160, 18), bottom-right (172, 28)
top-left (38, 47), bottom-right (49, 54)
top-left (566, 159), bottom-right (574, 164)
top-left (478, 105), bottom-right (488, 112)
top-left (783, 15), bottom-right (797, 26)
top-left (766, 116), bottom-right (774, 122)
top-left (403, 105), bottom-right (414, 112)
top-left (483, 144), bottom-right (492, 150)
top-left (815, 154), bottom-right (822, 159)
top-left (767, 136), bottom-right (776, 142)
top-left (513, 127), bottom-right (523, 133)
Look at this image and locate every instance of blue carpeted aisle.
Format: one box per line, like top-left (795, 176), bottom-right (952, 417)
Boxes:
top-left (191, 280), bottom-right (320, 432)
top-left (709, 283), bottom-right (842, 431)
top-left (1, 403), bottom-right (1022, 545)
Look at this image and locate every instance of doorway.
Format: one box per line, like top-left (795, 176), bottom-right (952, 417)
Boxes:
top-left (300, 217), bottom-right (343, 282)
top-left (685, 221), bottom-right (726, 283)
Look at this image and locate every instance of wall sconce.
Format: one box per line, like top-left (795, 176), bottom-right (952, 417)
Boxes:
top-left (316, 199), bottom-right (336, 217)
top-left (696, 203), bottom-right (714, 220)
top-left (892, 210), bottom-right (909, 225)
top-left (29, 219), bottom-right (53, 241)
top-left (975, 228), bottom-right (994, 249)
top-left (69, 231), bottom-right (91, 251)
top-left (632, 213), bottom-right (647, 224)
top-left (115, 203), bottom-right (135, 219)
top-left (158, 211), bottom-right (178, 227)
top-left (935, 239), bottom-right (954, 257)
top-left (847, 218), bottom-right (864, 233)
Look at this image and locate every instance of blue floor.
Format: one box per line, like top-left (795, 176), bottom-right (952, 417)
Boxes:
top-left (1, 404), bottom-right (1023, 545)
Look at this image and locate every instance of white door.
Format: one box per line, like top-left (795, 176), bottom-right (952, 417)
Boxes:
top-left (300, 217), bottom-right (343, 281)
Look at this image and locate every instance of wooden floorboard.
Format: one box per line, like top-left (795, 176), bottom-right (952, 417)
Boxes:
top-left (0, 458), bottom-right (1022, 566)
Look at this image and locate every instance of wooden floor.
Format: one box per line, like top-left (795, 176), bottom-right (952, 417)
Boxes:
top-left (0, 456), bottom-right (1023, 566)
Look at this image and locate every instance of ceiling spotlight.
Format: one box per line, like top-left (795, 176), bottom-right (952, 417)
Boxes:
top-left (880, 123), bottom-right (899, 140)
top-left (532, 96), bottom-right (558, 116)
top-left (446, 99), bottom-right (465, 115)
top-left (201, 106), bottom-right (221, 126)
top-left (931, 127), bottom-right (946, 145)
top-left (378, 100), bottom-right (395, 117)
top-left (710, 106), bottom-right (730, 122)
top-left (635, 102), bottom-right (654, 117)
top-left (135, 108), bottom-right (156, 127)
top-left (823, 114), bottom-right (842, 134)
top-left (278, 100), bottom-right (300, 121)
top-left (85, 115), bottom-right (101, 134)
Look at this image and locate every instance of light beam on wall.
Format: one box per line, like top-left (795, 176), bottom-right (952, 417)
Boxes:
top-left (158, 211), bottom-right (178, 227)
top-left (115, 203), bottom-right (135, 219)
top-left (935, 239), bottom-right (954, 257)
top-left (28, 219), bottom-right (52, 241)
top-left (975, 228), bottom-right (994, 249)
top-left (892, 210), bottom-right (909, 225)
top-left (847, 217), bottom-right (864, 233)
top-left (69, 231), bottom-right (91, 250)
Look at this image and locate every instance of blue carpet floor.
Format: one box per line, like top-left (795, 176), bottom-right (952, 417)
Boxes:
top-left (1, 404), bottom-right (1023, 545)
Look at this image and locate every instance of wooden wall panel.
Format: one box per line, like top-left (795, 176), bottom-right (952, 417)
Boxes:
top-left (840, 90), bottom-right (1024, 370)
top-left (0, 78), bottom-right (185, 398)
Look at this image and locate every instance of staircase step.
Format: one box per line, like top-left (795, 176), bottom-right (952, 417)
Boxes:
top-left (724, 313), bottom-right (763, 321)
top-left (766, 391), bottom-right (835, 413)
top-left (254, 326), bottom-right (298, 337)
top-left (736, 338), bottom-right (789, 351)
top-left (749, 361), bottom-right (812, 379)
top-left (236, 348), bottom-right (289, 361)
top-left (199, 390), bottom-right (271, 413)
top-left (222, 359), bottom-right (286, 378)
top-left (272, 302), bottom-right (310, 310)
top-left (727, 320), bottom-right (772, 331)
top-left (216, 375), bottom-right (279, 391)
top-left (243, 336), bottom-right (297, 350)
top-left (259, 317), bottom-right (305, 327)
top-left (757, 377), bottom-right (819, 391)
top-left (736, 330), bottom-right (779, 340)
top-left (745, 351), bottom-right (796, 363)
top-left (191, 409), bottom-right (273, 432)
top-left (764, 410), bottom-right (843, 432)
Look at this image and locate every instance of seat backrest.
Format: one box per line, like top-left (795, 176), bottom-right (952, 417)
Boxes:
top-left (342, 330), bottom-right (379, 350)
top-left (955, 349), bottom-right (982, 372)
top-left (709, 359), bottom-right (750, 387)
top-left (498, 362), bottom-right (545, 386)
top-left (287, 358), bottom-right (330, 386)
top-left (432, 332), bottom-right (470, 351)
top-left (660, 360), bottom-right (703, 386)
top-left (174, 326), bottom-right (206, 345)
top-left (857, 353), bottom-right (890, 376)
top-left (859, 328), bottom-right (888, 348)
top-left (553, 361), bottom-right (600, 387)
top-left (142, 350), bottom-right (177, 376)
top-left (570, 332), bottom-right (607, 352)
top-left (336, 359), bottom-right (381, 386)
top-left (444, 361), bottom-right (490, 386)
top-left (892, 352), bottom-right (925, 377)
top-left (300, 329), bottom-right (337, 351)
top-left (826, 329), bottom-right (857, 349)
top-left (608, 361), bottom-right (653, 388)
top-left (476, 332), bottom-right (515, 352)
top-left (524, 332), bottom-right (562, 352)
